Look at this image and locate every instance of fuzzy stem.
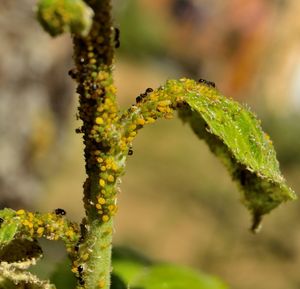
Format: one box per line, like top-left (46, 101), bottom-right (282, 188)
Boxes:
top-left (71, 0), bottom-right (125, 288)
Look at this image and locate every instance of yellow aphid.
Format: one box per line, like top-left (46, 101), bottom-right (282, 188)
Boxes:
top-left (158, 100), bottom-right (171, 106)
top-left (99, 179), bottom-right (106, 187)
top-left (98, 197), bottom-right (106, 204)
top-left (95, 117), bottom-right (104, 125)
top-left (101, 166), bottom-right (107, 171)
top-left (129, 124), bottom-right (136, 130)
top-left (165, 113), bottom-right (174, 119)
top-left (102, 215), bottom-right (109, 222)
top-left (146, 117), bottom-right (155, 124)
top-left (111, 163), bottom-right (118, 171)
top-left (66, 230), bottom-right (74, 238)
top-left (97, 157), bottom-right (103, 163)
top-left (16, 209), bottom-right (25, 215)
top-left (99, 280), bottom-right (105, 288)
top-left (82, 253), bottom-right (89, 261)
top-left (129, 131), bottom-right (137, 137)
top-left (136, 118), bottom-right (145, 126)
top-left (107, 175), bottom-right (114, 182)
top-left (108, 205), bottom-right (115, 212)
top-left (96, 204), bottom-right (102, 209)
top-left (71, 267), bottom-right (78, 273)
top-left (28, 212), bottom-right (34, 220)
top-left (37, 227), bottom-right (44, 235)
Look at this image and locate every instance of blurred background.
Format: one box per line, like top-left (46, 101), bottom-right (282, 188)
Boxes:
top-left (1, 0), bottom-right (300, 288)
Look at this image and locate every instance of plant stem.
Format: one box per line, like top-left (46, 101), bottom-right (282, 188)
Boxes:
top-left (72, 0), bottom-right (125, 288)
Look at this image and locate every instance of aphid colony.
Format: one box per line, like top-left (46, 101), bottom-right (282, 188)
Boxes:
top-left (12, 209), bottom-right (79, 253)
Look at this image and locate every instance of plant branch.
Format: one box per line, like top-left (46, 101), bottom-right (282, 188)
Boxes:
top-left (71, 1), bottom-right (127, 288)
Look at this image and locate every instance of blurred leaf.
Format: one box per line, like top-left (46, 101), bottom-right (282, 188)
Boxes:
top-left (112, 247), bottom-right (150, 285)
top-left (49, 258), bottom-right (76, 289)
top-left (115, 0), bottom-right (166, 58)
top-left (131, 264), bottom-right (228, 289)
top-left (0, 239), bottom-right (42, 269)
top-left (112, 247), bottom-right (227, 289)
top-left (36, 0), bottom-right (94, 37)
top-left (111, 273), bottom-right (127, 289)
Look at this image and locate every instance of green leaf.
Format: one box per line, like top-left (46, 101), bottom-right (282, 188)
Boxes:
top-left (112, 247), bottom-right (151, 284)
top-left (111, 274), bottom-right (127, 289)
top-left (132, 264), bottom-right (228, 289)
top-left (112, 247), bottom-right (227, 289)
top-left (0, 209), bottom-right (21, 248)
top-left (36, 0), bottom-right (94, 37)
top-left (171, 79), bottom-right (296, 230)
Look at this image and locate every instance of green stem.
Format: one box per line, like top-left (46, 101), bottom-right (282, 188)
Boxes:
top-left (71, 0), bottom-right (126, 288)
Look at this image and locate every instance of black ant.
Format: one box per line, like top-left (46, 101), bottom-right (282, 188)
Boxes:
top-left (114, 27), bottom-right (120, 48)
top-left (198, 78), bottom-right (216, 88)
top-left (54, 208), bottom-right (66, 216)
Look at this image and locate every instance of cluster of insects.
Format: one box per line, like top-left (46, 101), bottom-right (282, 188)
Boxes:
top-left (136, 87), bottom-right (154, 103)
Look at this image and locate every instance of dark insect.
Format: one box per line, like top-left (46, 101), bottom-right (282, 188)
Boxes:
top-left (114, 27), bottom-right (120, 48)
top-left (136, 95), bottom-right (142, 103)
top-left (78, 277), bottom-right (85, 286)
top-left (145, 88), bottom-right (153, 93)
top-left (198, 78), bottom-right (216, 88)
top-left (68, 68), bottom-right (77, 79)
top-left (0, 218), bottom-right (4, 225)
top-left (54, 208), bottom-right (66, 216)
top-left (74, 245), bottom-right (79, 252)
top-left (75, 128), bottom-right (83, 134)
top-left (239, 170), bottom-right (247, 186)
top-left (78, 265), bottom-right (84, 273)
top-left (128, 149), bottom-right (133, 156)
top-left (91, 83), bottom-right (98, 90)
